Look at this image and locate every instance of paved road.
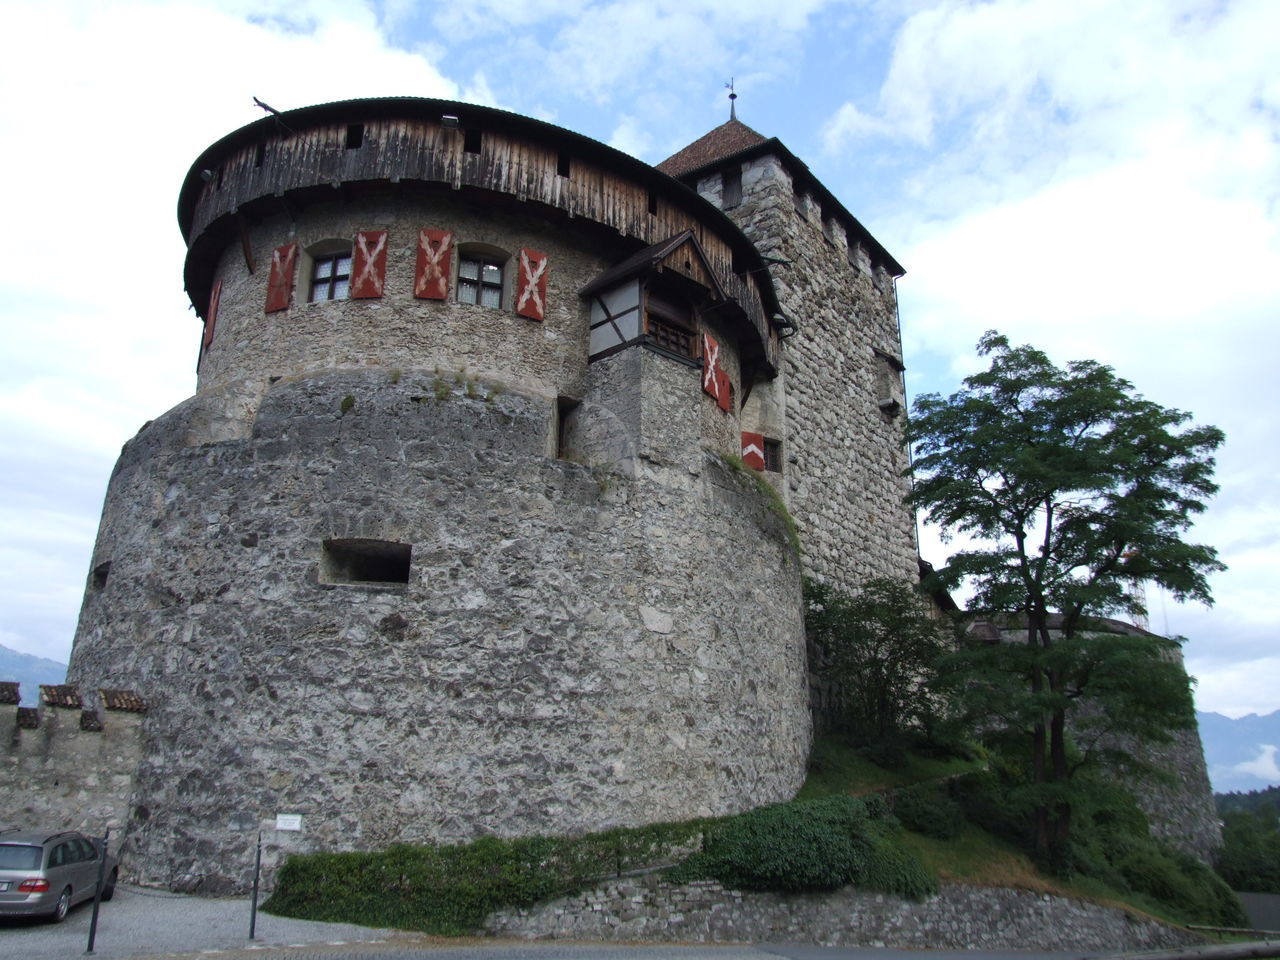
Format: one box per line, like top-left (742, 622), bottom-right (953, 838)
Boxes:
top-left (0, 884), bottom-right (1096, 960)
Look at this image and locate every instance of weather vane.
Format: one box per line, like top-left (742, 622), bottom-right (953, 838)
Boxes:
top-left (725, 78), bottom-right (738, 120)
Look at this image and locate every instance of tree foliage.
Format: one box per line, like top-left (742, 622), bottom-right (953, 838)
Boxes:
top-left (1216, 805), bottom-right (1280, 893)
top-left (805, 577), bottom-right (951, 746)
top-left (907, 332), bottom-right (1224, 865)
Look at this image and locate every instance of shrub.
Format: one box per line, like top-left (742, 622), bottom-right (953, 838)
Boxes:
top-left (676, 796), bottom-right (869, 892)
top-left (855, 821), bottom-right (939, 900)
top-left (892, 783), bottom-right (965, 840)
top-left (670, 795), bottom-right (936, 900)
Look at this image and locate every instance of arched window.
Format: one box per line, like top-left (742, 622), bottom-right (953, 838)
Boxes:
top-left (306, 239), bottom-right (353, 302)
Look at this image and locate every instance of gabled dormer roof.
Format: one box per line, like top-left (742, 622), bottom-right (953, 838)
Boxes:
top-left (580, 229), bottom-right (726, 301)
top-left (655, 118), bottom-right (767, 179)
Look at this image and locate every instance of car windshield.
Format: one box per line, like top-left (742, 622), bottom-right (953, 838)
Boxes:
top-left (0, 844), bottom-right (43, 870)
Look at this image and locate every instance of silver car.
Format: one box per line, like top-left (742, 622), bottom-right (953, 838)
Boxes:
top-left (0, 829), bottom-right (117, 922)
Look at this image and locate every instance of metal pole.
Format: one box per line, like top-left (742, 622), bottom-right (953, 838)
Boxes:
top-left (248, 831), bottom-right (262, 940)
top-left (85, 828), bottom-right (110, 954)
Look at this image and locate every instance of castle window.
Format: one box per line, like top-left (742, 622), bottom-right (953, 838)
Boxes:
top-left (457, 255), bottom-right (504, 308)
top-left (557, 152), bottom-right (572, 178)
top-left (309, 248), bottom-right (352, 302)
top-left (90, 561), bottom-right (111, 591)
top-left (345, 124), bottom-right (364, 150)
top-left (321, 539), bottom-right (411, 587)
top-left (464, 128), bottom-right (482, 155)
top-left (722, 167), bottom-right (742, 208)
top-left (764, 438), bottom-right (782, 473)
top-left (645, 295), bottom-right (696, 359)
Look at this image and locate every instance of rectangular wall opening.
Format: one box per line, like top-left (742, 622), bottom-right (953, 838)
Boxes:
top-left (345, 124), bottom-right (365, 150)
top-left (321, 539), bottom-right (411, 587)
top-left (464, 128), bottom-right (483, 155)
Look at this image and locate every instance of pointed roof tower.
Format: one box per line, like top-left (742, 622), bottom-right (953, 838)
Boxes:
top-left (656, 116), bottom-right (767, 179)
top-left (657, 96), bottom-right (904, 278)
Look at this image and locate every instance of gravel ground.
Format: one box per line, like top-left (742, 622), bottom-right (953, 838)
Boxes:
top-left (0, 883), bottom-right (407, 959)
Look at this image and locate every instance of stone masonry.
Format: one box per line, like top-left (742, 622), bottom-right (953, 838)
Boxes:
top-left (485, 875), bottom-right (1204, 952)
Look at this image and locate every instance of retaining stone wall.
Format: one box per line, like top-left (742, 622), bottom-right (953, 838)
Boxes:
top-left (485, 876), bottom-right (1204, 952)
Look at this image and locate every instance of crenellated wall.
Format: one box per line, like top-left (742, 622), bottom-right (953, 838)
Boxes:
top-left (0, 683), bottom-right (146, 847)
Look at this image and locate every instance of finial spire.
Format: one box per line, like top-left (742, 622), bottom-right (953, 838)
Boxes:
top-left (725, 78), bottom-right (738, 121)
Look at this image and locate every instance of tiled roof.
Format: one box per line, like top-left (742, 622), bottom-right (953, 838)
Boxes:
top-left (100, 689), bottom-right (148, 713)
top-left (656, 119), bottom-right (768, 178)
top-left (40, 684), bottom-right (83, 708)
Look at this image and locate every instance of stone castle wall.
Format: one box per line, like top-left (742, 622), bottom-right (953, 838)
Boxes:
top-left (701, 156), bottom-right (918, 594)
top-left (68, 370), bottom-right (810, 891)
top-left (990, 620), bottom-right (1222, 861)
top-left (0, 686), bottom-right (145, 842)
top-left (195, 191), bottom-right (607, 439)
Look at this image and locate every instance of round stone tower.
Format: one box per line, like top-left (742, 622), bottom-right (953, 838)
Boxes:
top-left (67, 99), bottom-right (810, 891)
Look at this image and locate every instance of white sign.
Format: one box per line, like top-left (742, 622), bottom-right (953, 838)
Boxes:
top-left (275, 813), bottom-right (303, 832)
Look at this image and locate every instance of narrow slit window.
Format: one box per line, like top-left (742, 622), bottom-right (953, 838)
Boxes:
top-left (722, 168), bottom-right (742, 208)
top-left (254, 142), bottom-right (266, 168)
top-left (345, 124), bottom-right (365, 150)
top-left (321, 539), bottom-right (411, 586)
top-left (464, 128), bottom-right (482, 155)
top-left (90, 561), bottom-right (112, 591)
top-left (647, 191), bottom-right (658, 216)
top-left (557, 152), bottom-right (571, 178)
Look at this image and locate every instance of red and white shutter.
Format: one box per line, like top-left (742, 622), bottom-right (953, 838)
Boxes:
top-left (202, 280), bottom-right (223, 349)
top-left (515, 247), bottom-right (549, 320)
top-left (265, 243), bottom-right (298, 313)
top-left (741, 431), bottom-right (765, 471)
top-left (717, 369), bottom-right (732, 412)
top-left (702, 333), bottom-right (722, 403)
top-left (414, 229), bottom-right (453, 300)
top-left (351, 230), bottom-right (388, 299)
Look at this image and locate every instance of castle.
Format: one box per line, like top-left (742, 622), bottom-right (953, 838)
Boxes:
top-left (0, 98), bottom-right (916, 891)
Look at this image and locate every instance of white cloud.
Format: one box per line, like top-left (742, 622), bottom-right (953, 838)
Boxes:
top-left (0, 0), bottom-right (466, 660)
top-left (1229, 744), bottom-right (1280, 781)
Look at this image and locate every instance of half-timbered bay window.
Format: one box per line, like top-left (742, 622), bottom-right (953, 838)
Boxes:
top-left (645, 293), bottom-right (696, 359)
top-left (308, 244), bottom-right (352, 302)
top-left (458, 255), bottom-right (504, 307)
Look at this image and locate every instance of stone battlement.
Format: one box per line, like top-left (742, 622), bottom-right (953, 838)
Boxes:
top-left (1, 683), bottom-right (147, 842)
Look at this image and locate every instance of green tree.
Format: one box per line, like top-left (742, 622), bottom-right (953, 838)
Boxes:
top-left (1216, 804), bottom-right (1280, 893)
top-left (906, 332), bottom-right (1224, 865)
top-left (805, 577), bottom-right (951, 746)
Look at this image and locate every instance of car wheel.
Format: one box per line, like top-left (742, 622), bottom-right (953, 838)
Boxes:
top-left (51, 887), bottom-right (72, 923)
top-left (101, 868), bottom-right (118, 901)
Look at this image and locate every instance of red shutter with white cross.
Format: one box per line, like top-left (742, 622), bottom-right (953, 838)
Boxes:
top-left (265, 243), bottom-right (298, 313)
top-left (702, 333), bottom-right (723, 403)
top-left (516, 247), bottom-right (549, 321)
top-left (741, 432), bottom-right (765, 471)
top-left (717, 368), bottom-right (732, 412)
top-left (350, 230), bottom-right (388, 299)
top-left (414, 229), bottom-right (453, 300)
top-left (202, 280), bottom-right (222, 349)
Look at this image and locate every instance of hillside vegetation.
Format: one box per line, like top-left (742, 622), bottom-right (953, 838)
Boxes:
top-left (264, 732), bottom-right (1243, 935)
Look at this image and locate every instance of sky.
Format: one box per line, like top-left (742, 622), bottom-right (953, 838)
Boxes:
top-left (0, 1), bottom-right (1276, 734)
